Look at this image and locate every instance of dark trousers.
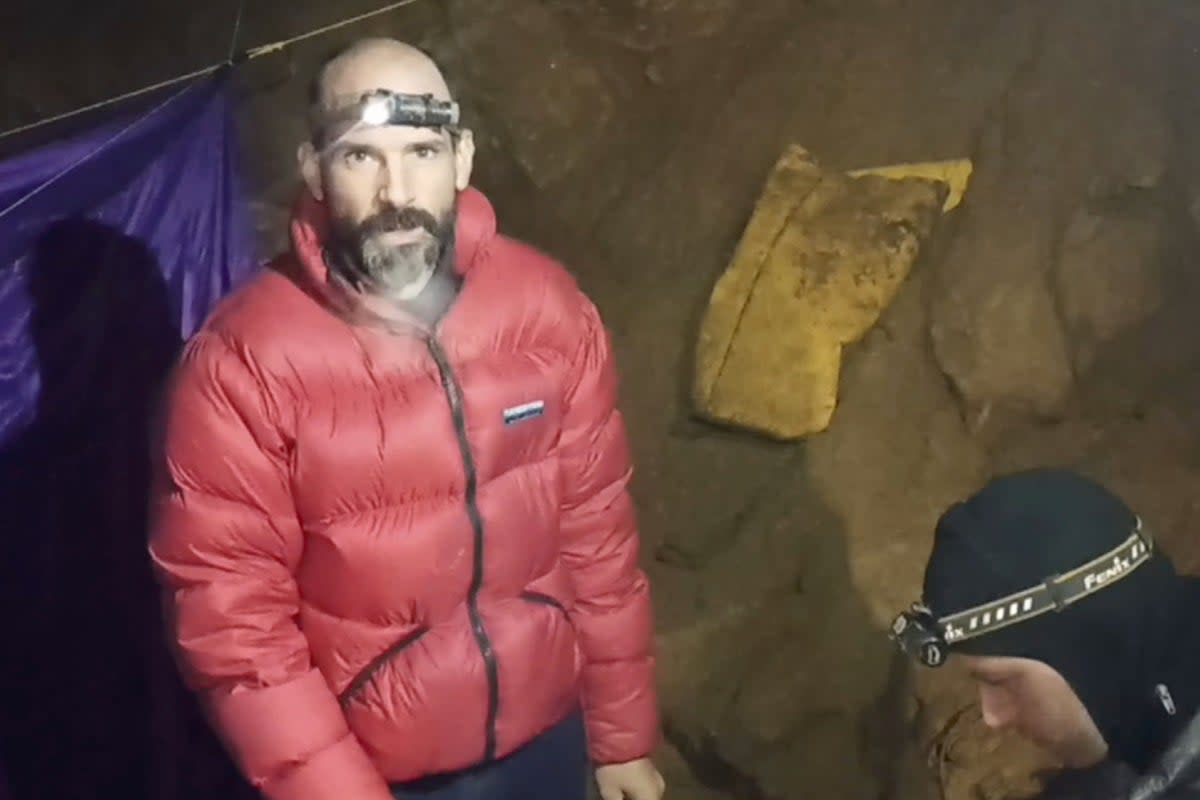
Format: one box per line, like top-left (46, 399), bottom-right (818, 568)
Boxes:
top-left (391, 711), bottom-right (589, 800)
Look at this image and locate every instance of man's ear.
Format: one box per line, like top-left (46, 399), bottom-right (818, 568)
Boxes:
top-left (453, 129), bottom-right (476, 191)
top-left (298, 141), bottom-right (324, 200)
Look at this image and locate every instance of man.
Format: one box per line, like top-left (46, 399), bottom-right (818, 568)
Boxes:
top-left (150, 37), bottom-right (664, 800)
top-left (891, 468), bottom-right (1200, 799)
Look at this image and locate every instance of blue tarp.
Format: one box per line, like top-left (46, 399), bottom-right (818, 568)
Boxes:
top-left (0, 74), bottom-right (260, 799)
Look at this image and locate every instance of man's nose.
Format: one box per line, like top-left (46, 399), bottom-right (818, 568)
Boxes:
top-left (378, 158), bottom-right (413, 208)
top-left (978, 685), bottom-right (1015, 729)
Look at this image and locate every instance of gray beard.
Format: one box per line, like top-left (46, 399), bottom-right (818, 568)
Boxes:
top-left (326, 232), bottom-right (461, 327)
top-left (359, 236), bottom-right (439, 301)
top-left (325, 201), bottom-right (459, 311)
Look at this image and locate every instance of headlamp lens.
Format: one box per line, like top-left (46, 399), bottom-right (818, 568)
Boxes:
top-left (360, 96), bottom-right (392, 126)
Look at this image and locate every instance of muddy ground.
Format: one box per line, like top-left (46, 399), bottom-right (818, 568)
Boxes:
top-left (5, 1), bottom-right (1200, 798)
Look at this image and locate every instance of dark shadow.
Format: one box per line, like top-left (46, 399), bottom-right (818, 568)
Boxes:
top-left (654, 443), bottom-right (913, 800)
top-left (1027, 760), bottom-right (1138, 800)
top-left (0, 218), bottom-right (251, 800)
top-left (0, 217), bottom-right (179, 799)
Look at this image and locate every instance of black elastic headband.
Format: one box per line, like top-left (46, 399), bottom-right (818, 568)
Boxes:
top-left (891, 517), bottom-right (1154, 667)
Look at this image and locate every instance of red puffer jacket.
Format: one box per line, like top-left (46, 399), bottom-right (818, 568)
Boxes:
top-left (150, 186), bottom-right (658, 800)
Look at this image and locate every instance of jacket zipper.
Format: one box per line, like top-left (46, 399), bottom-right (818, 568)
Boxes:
top-left (425, 335), bottom-right (500, 763)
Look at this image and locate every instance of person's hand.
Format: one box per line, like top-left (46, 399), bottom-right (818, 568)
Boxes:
top-left (594, 758), bottom-right (665, 800)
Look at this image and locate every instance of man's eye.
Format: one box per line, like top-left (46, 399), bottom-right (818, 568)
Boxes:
top-left (343, 149), bottom-right (374, 166)
top-left (414, 145), bottom-right (438, 159)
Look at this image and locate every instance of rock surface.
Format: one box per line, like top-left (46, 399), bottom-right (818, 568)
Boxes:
top-left (448, 0), bottom-right (616, 190)
top-left (549, 0), bottom-right (739, 52)
top-left (927, 3), bottom-right (1174, 436)
top-left (1054, 204), bottom-right (1166, 374)
top-left (657, 589), bottom-right (897, 800)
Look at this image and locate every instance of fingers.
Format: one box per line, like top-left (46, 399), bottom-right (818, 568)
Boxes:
top-left (624, 776), bottom-right (665, 800)
top-left (597, 784), bottom-right (624, 800)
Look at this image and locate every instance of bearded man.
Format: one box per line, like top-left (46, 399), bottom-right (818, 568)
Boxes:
top-left (149, 37), bottom-right (664, 800)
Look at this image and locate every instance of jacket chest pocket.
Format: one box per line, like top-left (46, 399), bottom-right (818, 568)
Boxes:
top-left (458, 358), bottom-right (564, 482)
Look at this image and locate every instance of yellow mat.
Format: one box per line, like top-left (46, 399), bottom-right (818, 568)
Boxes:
top-left (848, 158), bottom-right (973, 212)
top-left (692, 146), bottom-right (966, 440)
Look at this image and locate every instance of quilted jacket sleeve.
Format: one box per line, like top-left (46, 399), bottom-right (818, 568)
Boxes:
top-left (149, 332), bottom-right (392, 800)
top-left (557, 295), bottom-right (660, 765)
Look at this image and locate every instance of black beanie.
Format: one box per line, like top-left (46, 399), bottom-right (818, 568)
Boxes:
top-left (923, 468), bottom-right (1196, 771)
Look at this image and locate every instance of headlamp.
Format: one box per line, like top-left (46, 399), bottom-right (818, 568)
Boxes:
top-left (890, 517), bottom-right (1155, 667)
top-left (315, 89), bottom-right (461, 147)
top-left (891, 604), bottom-right (952, 667)
top-left (355, 89), bottom-right (460, 129)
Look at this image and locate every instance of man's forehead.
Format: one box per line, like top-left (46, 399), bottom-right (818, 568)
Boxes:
top-left (319, 54), bottom-right (452, 110)
top-left (331, 123), bottom-right (449, 149)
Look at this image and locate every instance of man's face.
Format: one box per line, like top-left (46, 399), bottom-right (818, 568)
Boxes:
top-left (316, 118), bottom-right (468, 300)
top-left (961, 655), bottom-right (1108, 769)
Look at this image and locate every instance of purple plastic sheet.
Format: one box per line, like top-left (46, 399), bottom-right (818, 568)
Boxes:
top-left (0, 74), bottom-right (260, 799)
top-left (0, 74), bottom-right (258, 444)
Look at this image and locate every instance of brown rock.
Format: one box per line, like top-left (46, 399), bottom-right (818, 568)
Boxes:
top-left (802, 258), bottom-right (1000, 799)
top-left (649, 430), bottom-right (800, 571)
top-left (660, 222), bottom-right (993, 800)
top-left (1094, 82), bottom-right (1172, 194)
top-left (807, 265), bottom-right (990, 626)
top-left (652, 740), bottom-right (733, 800)
top-left (656, 596), bottom-right (786, 751)
top-left (448, 0), bottom-right (615, 189)
top-left (557, 0), bottom-right (739, 52)
top-left (657, 587), bottom-right (895, 800)
top-left (924, 5), bottom-right (1172, 432)
top-left (1054, 206), bottom-right (1165, 374)
top-left (930, 204), bottom-right (1076, 426)
top-left (990, 373), bottom-right (1200, 577)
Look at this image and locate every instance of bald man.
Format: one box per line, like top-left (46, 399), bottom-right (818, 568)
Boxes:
top-left (150, 38), bottom-right (664, 800)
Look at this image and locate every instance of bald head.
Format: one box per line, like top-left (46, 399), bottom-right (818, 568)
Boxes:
top-left (296, 36), bottom-right (476, 309)
top-left (308, 38), bottom-right (454, 129)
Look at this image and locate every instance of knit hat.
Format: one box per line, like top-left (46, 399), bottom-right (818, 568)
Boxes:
top-left (923, 468), bottom-right (1191, 770)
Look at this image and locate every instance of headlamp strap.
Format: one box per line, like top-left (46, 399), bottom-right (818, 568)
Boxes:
top-left (937, 518), bottom-right (1154, 645)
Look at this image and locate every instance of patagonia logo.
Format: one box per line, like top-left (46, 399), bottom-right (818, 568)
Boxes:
top-left (503, 400), bottom-right (545, 426)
